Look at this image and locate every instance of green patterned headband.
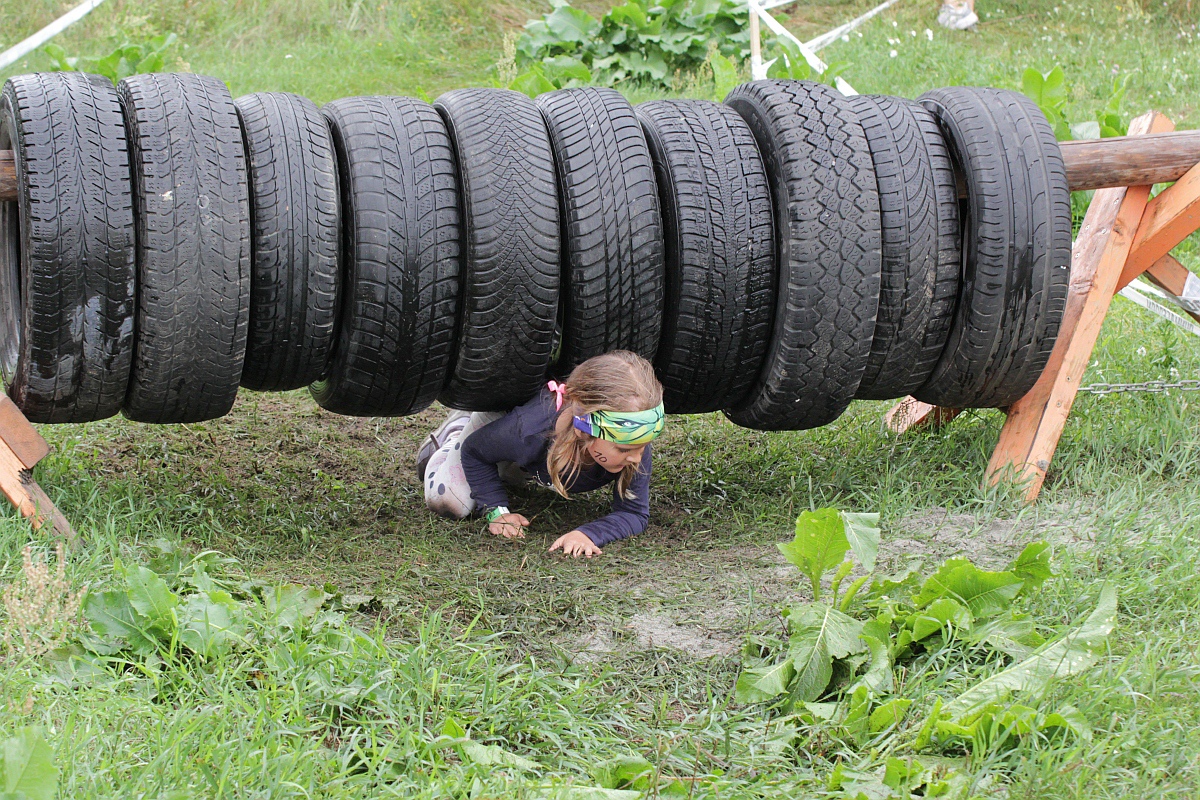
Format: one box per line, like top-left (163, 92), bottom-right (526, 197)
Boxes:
top-left (573, 403), bottom-right (665, 445)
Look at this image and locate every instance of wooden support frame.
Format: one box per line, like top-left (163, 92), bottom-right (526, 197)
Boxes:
top-left (887, 111), bottom-right (1200, 503)
top-left (1116, 158), bottom-right (1200, 290)
top-left (0, 396), bottom-right (74, 542)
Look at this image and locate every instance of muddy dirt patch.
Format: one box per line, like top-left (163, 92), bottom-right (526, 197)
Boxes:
top-left (556, 505), bottom-right (1100, 663)
top-left (563, 611), bottom-right (740, 661)
top-left (885, 505), bottom-right (1091, 571)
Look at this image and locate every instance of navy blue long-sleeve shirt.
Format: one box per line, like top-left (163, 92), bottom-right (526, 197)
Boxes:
top-left (459, 388), bottom-right (652, 547)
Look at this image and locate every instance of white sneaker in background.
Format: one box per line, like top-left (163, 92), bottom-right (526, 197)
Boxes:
top-left (938, 3), bottom-right (979, 29)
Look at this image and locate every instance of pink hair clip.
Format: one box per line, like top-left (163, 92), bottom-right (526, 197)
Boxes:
top-left (547, 380), bottom-right (567, 411)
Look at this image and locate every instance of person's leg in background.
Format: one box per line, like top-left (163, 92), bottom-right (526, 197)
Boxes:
top-left (938, 0), bottom-right (978, 29)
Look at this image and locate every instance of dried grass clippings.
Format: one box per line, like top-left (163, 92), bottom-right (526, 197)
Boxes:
top-left (1, 544), bottom-right (86, 659)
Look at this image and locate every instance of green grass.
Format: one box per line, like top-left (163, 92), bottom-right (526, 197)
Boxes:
top-left (780, 0), bottom-right (1199, 129)
top-left (3, 0), bottom-right (1200, 797)
top-left (4, 0), bottom-right (1197, 127)
top-left (1, 0), bottom-right (542, 101)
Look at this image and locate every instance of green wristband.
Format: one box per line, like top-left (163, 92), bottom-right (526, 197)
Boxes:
top-left (485, 506), bottom-right (510, 523)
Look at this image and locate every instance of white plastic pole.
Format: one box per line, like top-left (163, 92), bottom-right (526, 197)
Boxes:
top-left (748, 2), bottom-right (765, 80)
top-left (0, 0), bottom-right (109, 72)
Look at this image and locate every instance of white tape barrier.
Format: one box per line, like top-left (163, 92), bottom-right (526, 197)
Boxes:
top-left (1127, 274), bottom-right (1200, 318)
top-left (745, 0), bottom-right (903, 91)
top-left (0, 0), bottom-right (108, 72)
top-left (746, 0), bottom-right (858, 94)
top-left (1119, 279), bottom-right (1200, 338)
top-left (1173, 271), bottom-right (1200, 316)
top-left (805, 0), bottom-right (905, 52)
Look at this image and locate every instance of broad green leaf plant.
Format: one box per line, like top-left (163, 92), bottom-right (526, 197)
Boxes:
top-left (43, 33), bottom-right (179, 84)
top-left (0, 728), bottom-right (57, 800)
top-left (508, 55), bottom-right (595, 98)
top-left (506, 2), bottom-right (853, 99)
top-left (515, 0), bottom-right (750, 89)
top-left (1020, 64), bottom-right (1132, 141)
top-left (738, 508), bottom-right (1117, 776)
top-left (73, 540), bottom-right (331, 664)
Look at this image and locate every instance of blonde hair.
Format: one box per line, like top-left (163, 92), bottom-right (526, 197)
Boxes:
top-left (546, 351), bottom-right (663, 500)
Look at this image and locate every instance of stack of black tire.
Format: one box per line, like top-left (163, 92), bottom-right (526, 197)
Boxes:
top-left (0, 71), bottom-right (1071, 430)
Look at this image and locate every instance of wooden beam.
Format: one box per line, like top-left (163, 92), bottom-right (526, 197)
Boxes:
top-left (1114, 159), bottom-right (1200, 291)
top-left (985, 111), bottom-right (1174, 502)
top-left (1144, 252), bottom-right (1192, 295)
top-left (0, 398), bottom-right (74, 543)
top-left (2, 128), bottom-right (1198, 202)
top-left (0, 397), bottom-right (75, 543)
top-left (1061, 129), bottom-right (1200, 192)
top-left (0, 396), bottom-right (50, 469)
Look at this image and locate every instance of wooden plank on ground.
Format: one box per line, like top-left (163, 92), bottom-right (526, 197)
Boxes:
top-left (884, 397), bottom-right (961, 434)
top-left (985, 111), bottom-right (1173, 502)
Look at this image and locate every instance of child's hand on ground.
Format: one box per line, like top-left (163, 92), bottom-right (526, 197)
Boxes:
top-left (549, 530), bottom-right (602, 558)
top-left (488, 512), bottom-right (529, 539)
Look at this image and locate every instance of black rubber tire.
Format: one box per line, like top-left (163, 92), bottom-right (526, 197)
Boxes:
top-left (311, 96), bottom-right (461, 417)
top-left (435, 88), bottom-right (559, 411)
top-left (723, 80), bottom-right (882, 431)
top-left (235, 92), bottom-right (340, 392)
top-left (537, 87), bottom-right (664, 373)
top-left (915, 87), bottom-right (1072, 409)
top-left (0, 72), bottom-right (135, 423)
top-left (635, 99), bottom-right (775, 414)
top-left (848, 95), bottom-right (961, 401)
top-left (118, 73), bottom-right (250, 424)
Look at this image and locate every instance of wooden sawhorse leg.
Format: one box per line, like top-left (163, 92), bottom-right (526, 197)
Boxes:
top-left (0, 395), bottom-right (75, 543)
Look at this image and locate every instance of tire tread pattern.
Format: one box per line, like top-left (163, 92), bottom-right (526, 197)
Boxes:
top-left (538, 87), bottom-right (664, 373)
top-left (850, 94), bottom-right (961, 400)
top-left (915, 87), bottom-right (1071, 408)
top-left (0, 72), bottom-right (135, 423)
top-left (436, 88), bottom-right (559, 410)
top-left (119, 73), bottom-right (250, 423)
top-left (636, 99), bottom-right (775, 413)
top-left (235, 92), bottom-right (340, 392)
top-left (724, 80), bottom-right (882, 431)
top-left (312, 96), bottom-right (460, 417)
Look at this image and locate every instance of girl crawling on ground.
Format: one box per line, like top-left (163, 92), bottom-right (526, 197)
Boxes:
top-left (417, 351), bottom-right (665, 558)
